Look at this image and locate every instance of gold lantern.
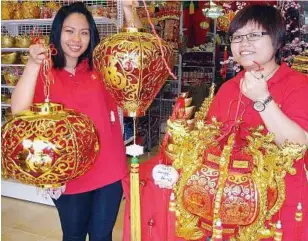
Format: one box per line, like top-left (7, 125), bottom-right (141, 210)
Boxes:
top-left (93, 15), bottom-right (174, 241)
top-left (93, 27), bottom-right (174, 117)
top-left (1, 44), bottom-right (100, 197)
top-left (1, 102), bottom-right (99, 189)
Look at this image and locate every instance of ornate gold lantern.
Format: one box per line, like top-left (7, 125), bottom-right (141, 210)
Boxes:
top-left (93, 27), bottom-right (174, 117)
top-left (1, 44), bottom-right (100, 195)
top-left (1, 102), bottom-right (99, 189)
top-left (93, 19), bottom-right (174, 241)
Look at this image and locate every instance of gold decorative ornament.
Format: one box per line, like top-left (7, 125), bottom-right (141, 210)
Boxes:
top-left (1, 102), bottom-right (99, 188)
top-left (20, 52), bottom-right (30, 65)
top-left (1, 52), bottom-right (17, 65)
top-left (162, 84), bottom-right (307, 241)
top-left (3, 67), bottom-right (19, 86)
top-left (93, 27), bottom-right (174, 117)
top-left (15, 35), bottom-right (32, 48)
top-left (1, 1), bottom-right (13, 20)
top-left (1, 35), bottom-right (15, 48)
top-left (21, 1), bottom-right (41, 19)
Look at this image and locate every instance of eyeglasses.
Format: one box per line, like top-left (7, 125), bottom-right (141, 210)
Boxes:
top-left (229, 32), bottom-right (269, 43)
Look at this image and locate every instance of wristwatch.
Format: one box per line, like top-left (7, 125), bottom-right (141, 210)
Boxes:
top-left (253, 95), bottom-right (273, 112)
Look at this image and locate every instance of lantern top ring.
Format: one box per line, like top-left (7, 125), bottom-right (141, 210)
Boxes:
top-left (30, 102), bottom-right (64, 114)
top-left (121, 27), bottom-right (146, 33)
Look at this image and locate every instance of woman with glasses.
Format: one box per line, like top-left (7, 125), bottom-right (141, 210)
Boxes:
top-left (122, 4), bottom-right (308, 241)
top-left (206, 4), bottom-right (308, 241)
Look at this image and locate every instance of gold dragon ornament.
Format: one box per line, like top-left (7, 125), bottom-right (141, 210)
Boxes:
top-left (162, 83), bottom-right (307, 241)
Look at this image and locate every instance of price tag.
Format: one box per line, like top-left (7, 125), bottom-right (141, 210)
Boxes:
top-left (152, 164), bottom-right (179, 189)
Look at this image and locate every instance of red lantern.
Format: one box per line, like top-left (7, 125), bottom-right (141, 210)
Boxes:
top-left (1, 102), bottom-right (99, 188)
top-left (93, 27), bottom-right (174, 117)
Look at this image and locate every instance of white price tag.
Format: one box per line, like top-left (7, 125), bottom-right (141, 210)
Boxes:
top-left (152, 164), bottom-right (179, 189)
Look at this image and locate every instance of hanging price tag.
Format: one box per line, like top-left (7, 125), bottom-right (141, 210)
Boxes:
top-left (152, 164), bottom-right (179, 189)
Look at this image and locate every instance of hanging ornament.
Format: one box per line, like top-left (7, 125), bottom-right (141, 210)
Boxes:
top-left (295, 202), bottom-right (303, 222)
top-left (93, 1), bottom-right (175, 240)
top-left (1, 41), bottom-right (99, 198)
top-left (202, 0), bottom-right (224, 19)
top-left (93, 29), bottom-right (173, 118)
top-left (274, 220), bottom-right (283, 241)
top-left (1, 102), bottom-right (99, 189)
top-left (212, 218), bottom-right (223, 241)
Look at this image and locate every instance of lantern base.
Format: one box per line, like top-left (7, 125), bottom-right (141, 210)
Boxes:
top-left (126, 144), bottom-right (144, 157)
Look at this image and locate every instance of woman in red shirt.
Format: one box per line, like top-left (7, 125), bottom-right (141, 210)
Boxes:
top-left (123, 4), bottom-right (308, 241)
top-left (11, 2), bottom-right (141, 241)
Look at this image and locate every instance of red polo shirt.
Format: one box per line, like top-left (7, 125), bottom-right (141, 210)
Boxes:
top-left (208, 63), bottom-right (308, 240)
top-left (33, 60), bottom-right (128, 194)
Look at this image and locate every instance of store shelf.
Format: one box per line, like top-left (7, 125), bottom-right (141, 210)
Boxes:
top-left (1, 103), bottom-right (11, 108)
top-left (2, 17), bottom-right (118, 26)
top-left (1, 85), bottom-right (16, 89)
top-left (1, 48), bottom-right (29, 52)
top-left (1, 179), bottom-right (54, 206)
top-left (1, 64), bottom-right (25, 67)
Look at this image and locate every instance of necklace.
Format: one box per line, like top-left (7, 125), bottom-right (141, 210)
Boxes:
top-left (263, 65), bottom-right (280, 81)
top-left (65, 66), bottom-right (76, 73)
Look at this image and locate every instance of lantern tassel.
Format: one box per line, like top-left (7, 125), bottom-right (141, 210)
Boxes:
top-left (130, 157), bottom-right (141, 241)
top-left (189, 1), bottom-right (195, 15)
top-left (127, 117), bottom-right (143, 241)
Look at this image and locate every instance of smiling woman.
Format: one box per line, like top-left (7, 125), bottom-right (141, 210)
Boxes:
top-left (10, 2), bottom-right (138, 241)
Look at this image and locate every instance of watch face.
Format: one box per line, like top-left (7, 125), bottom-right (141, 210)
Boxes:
top-left (253, 101), bottom-right (265, 112)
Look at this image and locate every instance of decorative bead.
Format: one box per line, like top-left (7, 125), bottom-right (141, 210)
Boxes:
top-left (274, 220), bottom-right (283, 241)
top-left (212, 218), bottom-right (223, 241)
top-left (169, 192), bottom-right (176, 211)
top-left (148, 218), bottom-right (155, 227)
top-left (295, 203), bottom-right (303, 222)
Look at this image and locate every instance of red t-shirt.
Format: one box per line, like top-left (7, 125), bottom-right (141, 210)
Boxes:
top-left (33, 60), bottom-right (128, 194)
top-left (208, 63), bottom-right (308, 240)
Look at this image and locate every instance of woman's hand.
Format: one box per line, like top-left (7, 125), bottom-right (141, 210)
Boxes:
top-left (28, 44), bottom-right (47, 66)
top-left (240, 71), bottom-right (270, 101)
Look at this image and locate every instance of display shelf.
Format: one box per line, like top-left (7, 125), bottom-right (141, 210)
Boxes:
top-left (1, 179), bottom-right (54, 206)
top-left (1, 103), bottom-right (11, 108)
top-left (1, 85), bottom-right (16, 89)
top-left (2, 17), bottom-right (118, 26)
top-left (1, 64), bottom-right (25, 67)
top-left (1, 48), bottom-right (29, 52)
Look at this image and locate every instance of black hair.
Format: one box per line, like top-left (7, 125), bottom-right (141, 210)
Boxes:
top-left (228, 5), bottom-right (286, 64)
top-left (49, 2), bottom-right (100, 69)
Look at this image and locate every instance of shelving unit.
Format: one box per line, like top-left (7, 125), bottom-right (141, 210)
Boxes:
top-left (1, 0), bottom-right (123, 205)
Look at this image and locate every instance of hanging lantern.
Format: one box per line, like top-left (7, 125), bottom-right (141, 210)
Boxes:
top-left (93, 27), bottom-right (174, 117)
top-left (1, 102), bottom-right (99, 188)
top-left (1, 43), bottom-right (99, 194)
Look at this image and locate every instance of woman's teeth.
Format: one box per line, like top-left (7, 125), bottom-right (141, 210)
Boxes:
top-left (240, 51), bottom-right (254, 55)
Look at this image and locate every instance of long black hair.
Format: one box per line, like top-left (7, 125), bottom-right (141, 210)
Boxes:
top-left (50, 2), bottom-right (100, 69)
top-left (229, 5), bottom-right (286, 64)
